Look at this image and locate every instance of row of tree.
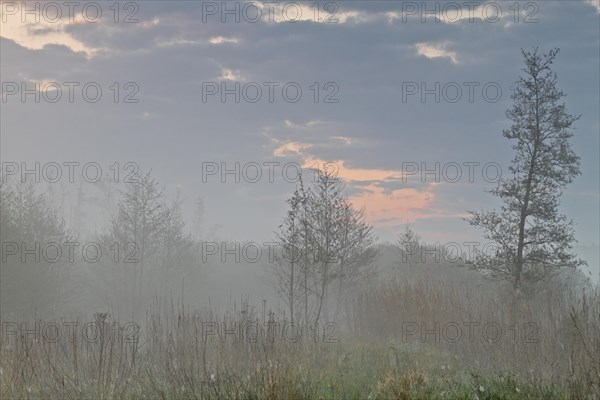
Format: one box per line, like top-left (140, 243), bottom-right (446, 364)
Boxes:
top-left (0, 173), bottom-right (200, 317)
top-left (1, 47), bottom-right (587, 319)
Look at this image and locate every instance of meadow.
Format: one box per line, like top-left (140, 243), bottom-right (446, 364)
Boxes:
top-left (2, 263), bottom-right (598, 400)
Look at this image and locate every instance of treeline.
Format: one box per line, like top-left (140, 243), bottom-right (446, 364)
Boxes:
top-left (0, 167), bottom-right (381, 321)
top-left (0, 174), bottom-right (200, 317)
top-left (0, 166), bottom-right (592, 320)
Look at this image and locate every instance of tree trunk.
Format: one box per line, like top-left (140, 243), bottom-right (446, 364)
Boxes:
top-left (290, 257), bottom-right (295, 326)
top-left (515, 74), bottom-right (541, 292)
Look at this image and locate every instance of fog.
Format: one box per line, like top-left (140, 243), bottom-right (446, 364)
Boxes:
top-left (1, 1), bottom-right (599, 399)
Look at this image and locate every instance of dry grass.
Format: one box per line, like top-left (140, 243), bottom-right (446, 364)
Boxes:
top-left (350, 272), bottom-right (600, 398)
top-left (1, 276), bottom-right (598, 399)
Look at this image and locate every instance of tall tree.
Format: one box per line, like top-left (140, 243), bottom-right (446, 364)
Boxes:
top-left (273, 168), bottom-right (377, 325)
top-left (273, 184), bottom-right (306, 325)
top-left (308, 168), bottom-right (346, 324)
top-left (467, 48), bottom-right (585, 292)
top-left (334, 200), bottom-right (378, 318)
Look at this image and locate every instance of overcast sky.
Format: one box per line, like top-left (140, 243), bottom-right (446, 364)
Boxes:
top-left (1, 1), bottom-right (599, 279)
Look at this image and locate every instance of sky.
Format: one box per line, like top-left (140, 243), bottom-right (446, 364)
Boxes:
top-left (1, 0), bottom-right (599, 279)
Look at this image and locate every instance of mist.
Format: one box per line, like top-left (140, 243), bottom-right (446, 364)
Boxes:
top-left (1, 1), bottom-right (599, 399)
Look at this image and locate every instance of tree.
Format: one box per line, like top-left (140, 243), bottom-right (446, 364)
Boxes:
top-left (307, 168), bottom-right (347, 324)
top-left (156, 187), bottom-right (195, 297)
top-left (95, 171), bottom-right (187, 315)
top-left (94, 172), bottom-right (197, 315)
top-left (396, 225), bottom-right (421, 280)
top-left (273, 167), bottom-right (377, 325)
top-left (273, 184), bottom-right (306, 325)
top-left (193, 196), bottom-right (205, 240)
top-left (334, 200), bottom-right (378, 319)
top-left (0, 182), bottom-right (76, 316)
top-left (297, 176), bottom-right (316, 325)
top-left (467, 48), bottom-right (585, 292)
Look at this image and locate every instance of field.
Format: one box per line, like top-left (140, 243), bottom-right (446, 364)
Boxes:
top-left (2, 270), bottom-right (598, 400)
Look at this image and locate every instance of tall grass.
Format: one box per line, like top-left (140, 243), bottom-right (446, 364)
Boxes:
top-left (350, 271), bottom-right (600, 398)
top-left (1, 298), bottom-right (343, 399)
top-left (1, 274), bottom-right (598, 399)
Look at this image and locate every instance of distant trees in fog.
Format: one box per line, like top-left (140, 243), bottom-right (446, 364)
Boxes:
top-left (94, 171), bottom-right (195, 315)
top-left (0, 182), bottom-right (76, 315)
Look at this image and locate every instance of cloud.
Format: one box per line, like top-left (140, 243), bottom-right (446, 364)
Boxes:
top-left (284, 119), bottom-right (321, 129)
top-left (2, 0), bottom-right (597, 246)
top-left (585, 0), bottom-right (600, 13)
top-left (218, 68), bottom-right (245, 81)
top-left (303, 157), bottom-right (405, 183)
top-left (141, 17), bottom-right (161, 28)
top-left (349, 183), bottom-right (435, 226)
top-left (386, 3), bottom-right (513, 24)
top-left (157, 38), bottom-right (204, 47)
top-left (332, 136), bottom-right (353, 145)
top-left (16, 74), bottom-right (60, 92)
top-left (0, 16), bottom-right (101, 57)
top-left (209, 36), bottom-right (239, 44)
top-left (415, 42), bottom-right (459, 64)
top-left (332, 10), bottom-right (373, 24)
top-left (156, 36), bottom-right (239, 48)
top-left (261, 3), bottom-right (372, 23)
top-left (273, 141), bottom-right (314, 157)
top-left (295, 156), bottom-right (457, 227)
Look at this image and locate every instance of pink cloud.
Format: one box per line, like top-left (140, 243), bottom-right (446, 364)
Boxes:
top-left (349, 184), bottom-right (435, 226)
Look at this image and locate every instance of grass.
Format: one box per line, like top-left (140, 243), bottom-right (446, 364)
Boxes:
top-left (0, 335), bottom-right (569, 399)
top-left (1, 273), bottom-right (598, 399)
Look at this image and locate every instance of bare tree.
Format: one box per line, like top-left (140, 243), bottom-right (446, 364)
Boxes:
top-left (467, 48), bottom-right (585, 292)
top-left (307, 168), bottom-right (346, 325)
top-left (274, 168), bottom-right (377, 325)
top-left (273, 184), bottom-right (305, 325)
top-left (334, 201), bottom-right (378, 319)
top-left (297, 176), bottom-right (316, 325)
